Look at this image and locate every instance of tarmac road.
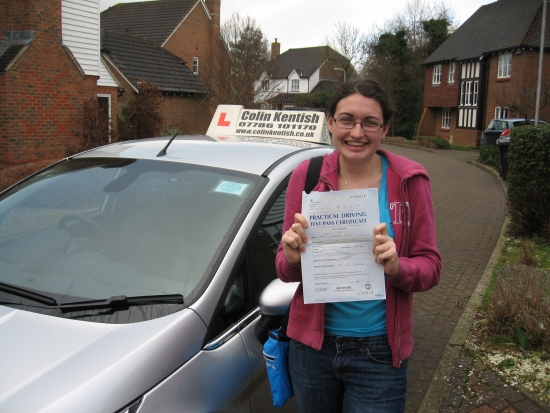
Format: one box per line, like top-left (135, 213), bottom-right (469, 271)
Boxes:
top-left (379, 144), bottom-right (508, 413)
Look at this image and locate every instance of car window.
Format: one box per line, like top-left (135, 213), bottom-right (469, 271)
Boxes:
top-left (251, 187), bottom-right (286, 300)
top-left (0, 158), bottom-right (262, 321)
top-left (208, 183), bottom-right (287, 340)
top-left (493, 121), bottom-right (507, 130)
top-left (513, 121), bottom-right (528, 127)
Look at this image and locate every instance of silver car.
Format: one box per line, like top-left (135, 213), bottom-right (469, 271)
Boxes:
top-left (480, 118), bottom-right (548, 145)
top-left (0, 119), bottom-right (332, 412)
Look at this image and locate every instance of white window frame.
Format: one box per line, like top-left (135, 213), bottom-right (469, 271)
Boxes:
top-left (290, 79), bottom-right (299, 92)
top-left (442, 108), bottom-right (451, 129)
top-left (97, 93), bottom-right (112, 143)
top-left (495, 106), bottom-right (508, 119)
top-left (432, 64), bottom-right (442, 84)
top-left (448, 62), bottom-right (455, 83)
top-left (193, 57), bottom-right (199, 74)
top-left (460, 80), bottom-right (479, 106)
top-left (498, 52), bottom-right (512, 78)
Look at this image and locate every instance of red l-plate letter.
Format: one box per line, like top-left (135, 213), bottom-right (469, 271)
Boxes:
top-left (217, 113), bottom-right (231, 127)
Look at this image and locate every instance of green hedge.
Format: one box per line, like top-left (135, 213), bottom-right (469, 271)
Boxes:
top-left (507, 125), bottom-right (550, 239)
top-left (479, 145), bottom-right (500, 170)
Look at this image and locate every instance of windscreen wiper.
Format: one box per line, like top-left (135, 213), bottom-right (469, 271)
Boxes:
top-left (0, 282), bottom-right (58, 306)
top-left (59, 294), bottom-right (184, 312)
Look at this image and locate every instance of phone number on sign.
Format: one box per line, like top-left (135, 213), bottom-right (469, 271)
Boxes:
top-left (237, 122), bottom-right (317, 130)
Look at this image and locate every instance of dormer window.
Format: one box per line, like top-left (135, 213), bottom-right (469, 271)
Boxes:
top-left (291, 79), bottom-right (299, 92)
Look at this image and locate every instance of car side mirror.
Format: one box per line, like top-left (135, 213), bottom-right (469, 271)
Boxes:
top-left (254, 279), bottom-right (299, 344)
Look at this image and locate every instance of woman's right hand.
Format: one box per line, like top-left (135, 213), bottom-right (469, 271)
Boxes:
top-left (281, 213), bottom-right (308, 264)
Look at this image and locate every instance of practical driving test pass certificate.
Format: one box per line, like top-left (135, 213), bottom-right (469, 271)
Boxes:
top-left (300, 189), bottom-right (386, 304)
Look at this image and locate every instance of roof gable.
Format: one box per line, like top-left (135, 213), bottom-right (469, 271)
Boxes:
top-left (100, 0), bottom-right (200, 45)
top-left (267, 46), bottom-right (348, 79)
top-left (101, 30), bottom-right (209, 94)
top-left (424, 0), bottom-right (544, 65)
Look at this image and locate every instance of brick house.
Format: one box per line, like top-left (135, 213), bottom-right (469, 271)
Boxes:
top-left (258, 42), bottom-right (351, 110)
top-left (101, 30), bottom-right (210, 135)
top-left (100, 0), bottom-right (223, 128)
top-left (0, 0), bottom-right (119, 166)
top-left (419, 0), bottom-right (550, 147)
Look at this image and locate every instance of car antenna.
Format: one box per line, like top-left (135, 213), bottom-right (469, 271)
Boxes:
top-left (156, 85), bottom-right (217, 157)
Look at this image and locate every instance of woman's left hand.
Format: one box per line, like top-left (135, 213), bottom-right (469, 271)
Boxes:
top-left (373, 223), bottom-right (399, 276)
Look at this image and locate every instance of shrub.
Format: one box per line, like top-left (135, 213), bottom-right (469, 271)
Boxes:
top-left (294, 92), bottom-right (332, 111)
top-left (0, 160), bottom-right (58, 192)
top-left (119, 79), bottom-right (163, 141)
top-left (507, 125), bottom-right (550, 239)
top-left (486, 263), bottom-right (550, 351)
top-left (396, 121), bottom-right (417, 140)
top-left (415, 136), bottom-right (451, 149)
top-left (518, 241), bottom-right (538, 267)
top-left (69, 97), bottom-right (110, 155)
top-left (383, 136), bottom-right (414, 145)
top-left (478, 145), bottom-right (500, 170)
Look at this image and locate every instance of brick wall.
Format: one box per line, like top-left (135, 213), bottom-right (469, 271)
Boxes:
top-left (163, 4), bottom-right (212, 88)
top-left (163, 0), bottom-right (223, 117)
top-left (0, 0), bottom-right (99, 165)
top-left (160, 94), bottom-right (211, 135)
top-left (483, 50), bottom-right (550, 125)
top-left (423, 63), bottom-right (460, 107)
top-left (418, 107), bottom-right (436, 136)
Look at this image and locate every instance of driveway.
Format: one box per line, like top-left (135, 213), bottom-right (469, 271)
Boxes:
top-left (379, 145), bottom-right (508, 412)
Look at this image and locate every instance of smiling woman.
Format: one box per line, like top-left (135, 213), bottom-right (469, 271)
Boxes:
top-left (276, 78), bottom-right (442, 413)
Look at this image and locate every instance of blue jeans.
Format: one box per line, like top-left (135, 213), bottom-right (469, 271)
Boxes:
top-left (289, 334), bottom-right (408, 413)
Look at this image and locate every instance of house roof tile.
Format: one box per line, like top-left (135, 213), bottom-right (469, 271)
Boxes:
top-left (267, 46), bottom-right (347, 78)
top-left (424, 0), bottom-right (546, 65)
top-left (101, 30), bottom-right (209, 94)
top-left (100, 0), bottom-right (199, 45)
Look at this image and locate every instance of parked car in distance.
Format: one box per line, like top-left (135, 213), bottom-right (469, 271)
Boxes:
top-left (0, 105), bottom-right (332, 413)
top-left (480, 118), bottom-right (549, 145)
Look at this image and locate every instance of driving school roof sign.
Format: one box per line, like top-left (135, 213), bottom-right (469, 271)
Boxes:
top-left (206, 105), bottom-right (331, 145)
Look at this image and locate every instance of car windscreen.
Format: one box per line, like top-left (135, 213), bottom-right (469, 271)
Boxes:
top-left (0, 158), bottom-right (263, 321)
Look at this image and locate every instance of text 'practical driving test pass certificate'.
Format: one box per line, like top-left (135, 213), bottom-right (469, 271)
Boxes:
top-left (301, 189), bottom-right (385, 304)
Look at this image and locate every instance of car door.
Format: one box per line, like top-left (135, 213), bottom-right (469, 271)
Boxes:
top-left (240, 181), bottom-right (298, 412)
top-left (205, 178), bottom-right (297, 412)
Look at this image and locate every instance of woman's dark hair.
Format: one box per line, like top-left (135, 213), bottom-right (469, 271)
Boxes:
top-left (327, 79), bottom-right (394, 125)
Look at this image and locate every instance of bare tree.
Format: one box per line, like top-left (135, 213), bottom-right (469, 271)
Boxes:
top-left (324, 22), bottom-right (367, 76)
top-left (118, 79), bottom-right (163, 140)
top-left (70, 97), bottom-right (110, 155)
top-left (361, 0), bottom-right (457, 138)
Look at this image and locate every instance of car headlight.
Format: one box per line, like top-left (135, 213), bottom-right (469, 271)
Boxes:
top-left (115, 398), bottom-right (142, 413)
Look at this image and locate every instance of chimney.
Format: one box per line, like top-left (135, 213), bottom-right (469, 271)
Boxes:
top-left (205, 0), bottom-right (220, 31)
top-left (271, 38), bottom-right (280, 58)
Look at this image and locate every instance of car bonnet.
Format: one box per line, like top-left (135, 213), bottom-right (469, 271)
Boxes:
top-left (0, 305), bottom-right (206, 413)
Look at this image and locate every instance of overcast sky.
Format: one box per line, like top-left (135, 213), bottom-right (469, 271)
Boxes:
top-left (99, 0), bottom-right (495, 52)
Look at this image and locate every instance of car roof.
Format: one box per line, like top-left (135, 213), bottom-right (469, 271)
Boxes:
top-left (73, 135), bottom-right (329, 175)
top-left (492, 118), bottom-right (548, 122)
